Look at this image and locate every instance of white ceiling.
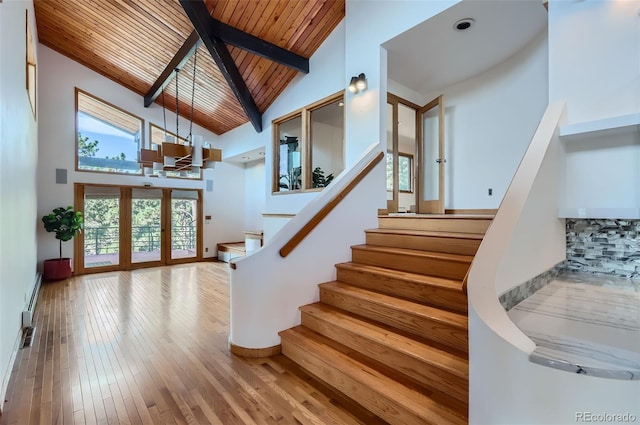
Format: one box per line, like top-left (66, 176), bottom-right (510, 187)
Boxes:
top-left (384, 0), bottom-right (548, 96)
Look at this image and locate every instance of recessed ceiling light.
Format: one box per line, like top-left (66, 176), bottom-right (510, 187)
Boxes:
top-left (454, 18), bottom-right (474, 31)
top-left (241, 156), bottom-right (250, 160)
top-left (338, 101), bottom-right (344, 107)
top-left (258, 151), bottom-right (265, 156)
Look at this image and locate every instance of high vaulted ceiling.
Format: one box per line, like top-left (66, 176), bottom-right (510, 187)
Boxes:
top-left (34, 0), bottom-right (345, 135)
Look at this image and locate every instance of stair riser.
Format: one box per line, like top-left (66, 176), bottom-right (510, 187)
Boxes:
top-left (378, 217), bottom-right (490, 234)
top-left (319, 287), bottom-right (468, 352)
top-left (336, 266), bottom-right (467, 313)
top-left (352, 249), bottom-right (469, 280)
top-left (301, 312), bottom-right (468, 404)
top-left (280, 336), bottom-right (457, 425)
top-left (366, 232), bottom-right (480, 256)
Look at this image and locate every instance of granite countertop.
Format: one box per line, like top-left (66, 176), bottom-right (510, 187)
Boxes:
top-left (507, 272), bottom-right (640, 380)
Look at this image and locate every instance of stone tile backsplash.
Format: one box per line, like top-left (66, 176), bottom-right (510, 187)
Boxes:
top-left (499, 261), bottom-right (566, 310)
top-left (566, 219), bottom-right (640, 279)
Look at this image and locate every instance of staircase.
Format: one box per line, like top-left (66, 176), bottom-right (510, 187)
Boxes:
top-left (279, 214), bottom-right (492, 424)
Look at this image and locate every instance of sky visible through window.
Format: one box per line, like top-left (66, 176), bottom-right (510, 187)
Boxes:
top-left (78, 112), bottom-right (138, 160)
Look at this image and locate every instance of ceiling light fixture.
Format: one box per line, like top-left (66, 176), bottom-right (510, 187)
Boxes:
top-left (454, 18), bottom-right (475, 31)
top-left (139, 50), bottom-right (221, 176)
top-left (348, 73), bottom-right (367, 94)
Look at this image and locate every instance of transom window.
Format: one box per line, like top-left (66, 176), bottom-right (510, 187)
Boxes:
top-left (273, 92), bottom-right (344, 193)
top-left (76, 88), bottom-right (144, 175)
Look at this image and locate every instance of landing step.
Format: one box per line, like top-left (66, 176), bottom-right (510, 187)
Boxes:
top-left (336, 262), bottom-right (467, 313)
top-left (378, 215), bottom-right (492, 234)
top-left (367, 228), bottom-right (485, 239)
top-left (301, 303), bottom-right (468, 403)
top-left (319, 281), bottom-right (468, 351)
top-left (280, 326), bottom-right (467, 425)
top-left (365, 228), bottom-right (483, 255)
top-left (351, 245), bottom-right (473, 280)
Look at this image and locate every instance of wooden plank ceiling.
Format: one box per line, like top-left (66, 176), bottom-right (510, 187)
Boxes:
top-left (34, 0), bottom-right (345, 135)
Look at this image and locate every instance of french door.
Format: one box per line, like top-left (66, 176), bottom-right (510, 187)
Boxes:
top-left (74, 183), bottom-right (202, 274)
top-left (386, 94), bottom-right (419, 213)
top-left (386, 93), bottom-right (445, 214)
top-left (417, 95), bottom-right (445, 214)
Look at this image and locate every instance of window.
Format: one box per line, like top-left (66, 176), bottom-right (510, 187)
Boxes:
top-left (76, 88), bottom-right (144, 175)
top-left (149, 123), bottom-right (201, 179)
top-left (387, 152), bottom-right (413, 193)
top-left (273, 92), bottom-right (344, 193)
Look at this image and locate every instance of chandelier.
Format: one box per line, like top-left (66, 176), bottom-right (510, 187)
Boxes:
top-left (140, 49), bottom-right (221, 176)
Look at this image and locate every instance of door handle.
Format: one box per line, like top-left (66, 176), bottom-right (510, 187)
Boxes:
top-left (436, 158), bottom-right (446, 164)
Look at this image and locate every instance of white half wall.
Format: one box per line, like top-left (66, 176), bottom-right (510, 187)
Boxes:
top-left (37, 45), bottom-right (247, 264)
top-left (0, 0), bottom-right (39, 410)
top-left (230, 145), bottom-right (385, 348)
top-left (469, 102), bottom-right (640, 423)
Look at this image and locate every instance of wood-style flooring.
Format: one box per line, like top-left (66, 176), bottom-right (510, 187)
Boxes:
top-left (0, 262), bottom-right (386, 425)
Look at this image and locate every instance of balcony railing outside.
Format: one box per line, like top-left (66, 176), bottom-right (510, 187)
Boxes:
top-left (84, 224), bottom-right (196, 266)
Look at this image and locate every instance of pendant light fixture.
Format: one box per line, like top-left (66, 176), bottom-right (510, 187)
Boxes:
top-left (139, 48), bottom-right (222, 176)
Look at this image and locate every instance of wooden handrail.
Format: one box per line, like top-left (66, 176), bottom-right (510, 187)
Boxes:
top-left (279, 151), bottom-right (384, 258)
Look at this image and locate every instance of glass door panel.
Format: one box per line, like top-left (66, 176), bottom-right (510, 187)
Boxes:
top-left (131, 188), bottom-right (163, 264)
top-left (418, 95), bottom-right (445, 214)
top-left (398, 103), bottom-right (417, 213)
top-left (83, 186), bottom-right (121, 268)
top-left (170, 190), bottom-right (199, 260)
top-left (386, 101), bottom-right (398, 212)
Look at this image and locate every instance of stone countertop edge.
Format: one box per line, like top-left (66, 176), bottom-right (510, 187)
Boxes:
top-left (529, 351), bottom-right (639, 380)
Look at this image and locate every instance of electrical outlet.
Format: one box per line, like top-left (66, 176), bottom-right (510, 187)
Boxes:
top-left (205, 247), bottom-right (209, 252)
top-left (488, 188), bottom-right (493, 196)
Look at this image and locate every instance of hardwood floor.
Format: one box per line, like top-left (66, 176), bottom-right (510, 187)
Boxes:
top-left (0, 262), bottom-right (386, 425)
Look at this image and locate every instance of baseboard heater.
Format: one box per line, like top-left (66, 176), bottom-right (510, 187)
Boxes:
top-left (21, 272), bottom-right (42, 348)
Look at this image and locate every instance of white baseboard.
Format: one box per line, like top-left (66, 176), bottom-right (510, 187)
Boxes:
top-left (0, 325), bottom-right (22, 414)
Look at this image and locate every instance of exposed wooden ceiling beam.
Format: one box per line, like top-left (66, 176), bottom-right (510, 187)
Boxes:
top-left (180, 0), bottom-right (263, 132)
top-left (210, 19), bottom-right (309, 74)
top-left (144, 30), bottom-right (202, 107)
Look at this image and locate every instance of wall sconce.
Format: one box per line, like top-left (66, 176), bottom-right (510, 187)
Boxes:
top-left (348, 73), bottom-right (367, 94)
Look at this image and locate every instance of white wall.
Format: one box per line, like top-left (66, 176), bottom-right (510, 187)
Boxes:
top-left (217, 21), bottom-right (347, 217)
top-left (549, 0), bottom-right (640, 125)
top-left (37, 45), bottom-right (247, 263)
top-left (0, 0), bottom-right (39, 410)
top-left (550, 0), bottom-right (640, 217)
top-left (420, 29), bottom-right (548, 209)
top-left (344, 0), bottom-right (460, 166)
top-left (244, 159), bottom-right (265, 232)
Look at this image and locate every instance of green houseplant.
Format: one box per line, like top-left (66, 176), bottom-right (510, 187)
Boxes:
top-left (42, 206), bottom-right (83, 280)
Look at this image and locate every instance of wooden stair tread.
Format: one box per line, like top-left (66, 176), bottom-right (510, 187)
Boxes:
top-left (336, 262), bottom-right (463, 293)
top-left (352, 244), bottom-right (474, 264)
top-left (378, 214), bottom-right (493, 219)
top-left (319, 281), bottom-right (467, 330)
top-left (301, 303), bottom-right (468, 379)
top-left (280, 326), bottom-right (467, 425)
top-left (366, 228), bottom-right (485, 239)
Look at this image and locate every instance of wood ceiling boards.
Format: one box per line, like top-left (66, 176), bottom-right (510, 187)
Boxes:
top-left (34, 0), bottom-right (345, 136)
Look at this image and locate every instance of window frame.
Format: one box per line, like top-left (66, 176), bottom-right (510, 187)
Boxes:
top-left (398, 152), bottom-right (414, 193)
top-left (75, 87), bottom-right (145, 176)
top-left (387, 151), bottom-right (414, 194)
top-left (272, 91), bottom-right (344, 194)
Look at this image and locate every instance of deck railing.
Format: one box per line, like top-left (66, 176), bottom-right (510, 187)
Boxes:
top-left (83, 224), bottom-right (196, 254)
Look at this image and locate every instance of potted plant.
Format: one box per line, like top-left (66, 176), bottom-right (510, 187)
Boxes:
top-left (41, 206), bottom-right (83, 280)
